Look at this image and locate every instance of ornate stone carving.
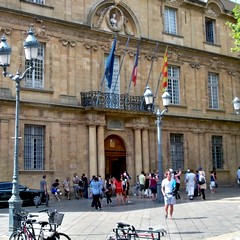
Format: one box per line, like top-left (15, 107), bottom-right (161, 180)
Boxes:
top-left (123, 17), bottom-right (133, 36)
top-left (190, 62), bottom-right (200, 69)
top-left (0, 26), bottom-right (12, 35)
top-left (35, 25), bottom-right (51, 41)
top-left (83, 43), bottom-right (99, 51)
top-left (128, 51), bottom-right (136, 58)
top-left (227, 69), bottom-right (236, 76)
top-left (144, 54), bottom-right (157, 61)
top-left (94, 5), bottom-right (133, 36)
top-left (106, 6), bottom-right (124, 32)
top-left (205, 3), bottom-right (221, 18)
top-left (205, 9), bottom-right (217, 18)
top-left (164, 0), bottom-right (184, 7)
top-left (59, 38), bottom-right (77, 47)
top-left (210, 57), bottom-right (219, 70)
top-left (169, 49), bottom-right (180, 61)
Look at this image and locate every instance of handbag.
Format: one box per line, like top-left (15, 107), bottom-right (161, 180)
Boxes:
top-left (198, 179), bottom-right (206, 185)
top-left (172, 187), bottom-right (178, 196)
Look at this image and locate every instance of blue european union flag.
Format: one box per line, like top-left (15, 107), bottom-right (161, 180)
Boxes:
top-left (105, 37), bottom-right (117, 89)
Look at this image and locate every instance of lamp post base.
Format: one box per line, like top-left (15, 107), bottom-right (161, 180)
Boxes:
top-left (8, 197), bottom-right (23, 234)
top-left (156, 182), bottom-right (164, 203)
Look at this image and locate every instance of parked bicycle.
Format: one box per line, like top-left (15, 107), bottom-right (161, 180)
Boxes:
top-left (9, 208), bottom-right (71, 240)
top-left (108, 222), bottom-right (167, 240)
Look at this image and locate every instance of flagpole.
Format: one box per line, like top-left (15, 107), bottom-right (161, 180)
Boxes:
top-left (96, 72), bottom-right (107, 106)
top-left (125, 39), bottom-right (141, 107)
top-left (126, 38), bottom-right (141, 95)
top-left (96, 36), bottom-right (117, 106)
top-left (112, 36), bottom-right (131, 93)
top-left (141, 42), bottom-right (159, 110)
top-left (144, 42), bottom-right (159, 89)
top-left (154, 46), bottom-right (168, 99)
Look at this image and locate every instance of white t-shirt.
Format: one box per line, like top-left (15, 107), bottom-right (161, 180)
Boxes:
top-left (139, 174), bottom-right (145, 185)
top-left (162, 178), bottom-right (175, 194)
top-left (186, 172), bottom-right (195, 185)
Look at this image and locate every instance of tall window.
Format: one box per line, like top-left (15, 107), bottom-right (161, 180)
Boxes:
top-left (212, 136), bottom-right (223, 169)
top-left (208, 72), bottom-right (219, 109)
top-left (25, 43), bottom-right (44, 89)
top-left (24, 125), bottom-right (45, 170)
top-left (164, 7), bottom-right (177, 35)
top-left (205, 18), bottom-right (215, 44)
top-left (104, 55), bottom-right (120, 108)
top-left (27, 0), bottom-right (45, 4)
top-left (168, 66), bottom-right (180, 104)
top-left (170, 133), bottom-right (184, 170)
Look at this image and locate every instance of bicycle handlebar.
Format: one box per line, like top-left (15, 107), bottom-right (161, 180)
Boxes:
top-left (28, 214), bottom-right (39, 218)
top-left (38, 208), bottom-right (50, 213)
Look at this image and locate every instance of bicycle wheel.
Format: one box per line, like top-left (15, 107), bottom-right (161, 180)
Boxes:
top-left (56, 232), bottom-right (71, 239)
top-left (16, 232), bottom-right (28, 240)
top-left (9, 232), bottom-right (18, 240)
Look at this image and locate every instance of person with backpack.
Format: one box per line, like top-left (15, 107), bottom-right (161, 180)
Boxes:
top-left (198, 167), bottom-right (207, 200)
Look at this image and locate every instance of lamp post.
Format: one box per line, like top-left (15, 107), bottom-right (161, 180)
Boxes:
top-left (233, 97), bottom-right (240, 114)
top-left (144, 86), bottom-right (171, 203)
top-left (0, 28), bottom-right (39, 234)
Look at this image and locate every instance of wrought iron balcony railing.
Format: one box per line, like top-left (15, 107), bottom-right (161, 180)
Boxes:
top-left (80, 91), bottom-right (148, 112)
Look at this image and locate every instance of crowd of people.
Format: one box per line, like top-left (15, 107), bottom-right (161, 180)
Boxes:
top-left (39, 171), bottom-right (133, 210)
top-left (39, 167), bottom-right (219, 213)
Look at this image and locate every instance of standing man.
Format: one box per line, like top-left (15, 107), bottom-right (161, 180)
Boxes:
top-left (72, 173), bottom-right (80, 199)
top-left (186, 169), bottom-right (196, 200)
top-left (161, 170), bottom-right (176, 219)
top-left (138, 171), bottom-right (145, 198)
top-left (40, 175), bottom-right (49, 207)
top-left (82, 173), bottom-right (89, 199)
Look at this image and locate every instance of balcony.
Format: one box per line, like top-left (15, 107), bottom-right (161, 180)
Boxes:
top-left (80, 91), bottom-right (148, 112)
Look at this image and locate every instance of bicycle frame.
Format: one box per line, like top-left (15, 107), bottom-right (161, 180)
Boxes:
top-left (112, 223), bottom-right (165, 240)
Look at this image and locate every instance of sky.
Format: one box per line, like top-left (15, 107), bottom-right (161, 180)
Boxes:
top-left (230, 0), bottom-right (240, 3)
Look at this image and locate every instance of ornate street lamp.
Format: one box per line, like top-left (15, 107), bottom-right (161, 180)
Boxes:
top-left (233, 97), bottom-right (240, 114)
top-left (144, 86), bottom-right (171, 203)
top-left (0, 28), bottom-right (39, 234)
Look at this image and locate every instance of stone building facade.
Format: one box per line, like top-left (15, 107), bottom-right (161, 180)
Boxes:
top-left (0, 0), bottom-right (239, 189)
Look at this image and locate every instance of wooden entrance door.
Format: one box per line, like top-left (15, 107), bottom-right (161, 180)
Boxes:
top-left (105, 135), bottom-right (126, 178)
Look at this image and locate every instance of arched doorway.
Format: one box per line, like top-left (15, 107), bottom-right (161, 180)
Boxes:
top-left (105, 135), bottom-right (126, 178)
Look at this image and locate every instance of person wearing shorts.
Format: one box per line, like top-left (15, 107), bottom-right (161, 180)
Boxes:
top-left (161, 170), bottom-right (176, 219)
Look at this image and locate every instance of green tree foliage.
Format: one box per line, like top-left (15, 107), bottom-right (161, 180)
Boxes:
top-left (226, 5), bottom-right (240, 52)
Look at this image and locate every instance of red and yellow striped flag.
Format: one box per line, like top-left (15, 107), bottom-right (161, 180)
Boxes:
top-left (161, 47), bottom-right (168, 93)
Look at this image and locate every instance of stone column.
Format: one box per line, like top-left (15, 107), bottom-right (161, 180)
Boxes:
top-left (142, 128), bottom-right (150, 172)
top-left (0, 119), bottom-right (10, 179)
top-left (89, 125), bottom-right (97, 177)
top-left (97, 125), bottom-right (105, 179)
top-left (134, 128), bottom-right (142, 176)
